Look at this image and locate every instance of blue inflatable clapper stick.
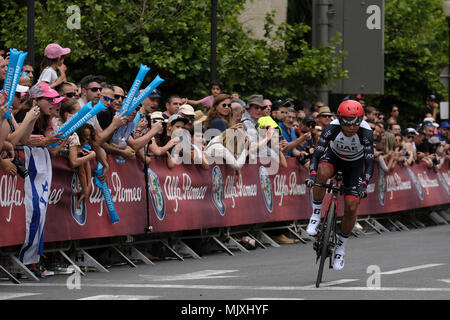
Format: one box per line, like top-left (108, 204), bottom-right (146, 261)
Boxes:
top-left (94, 162), bottom-right (120, 224)
top-left (2, 49), bottom-right (25, 119)
top-left (119, 64), bottom-right (150, 115)
top-left (126, 75), bottom-right (165, 117)
top-left (60, 101), bottom-right (107, 139)
top-left (2, 49), bottom-right (20, 96)
top-left (54, 102), bottom-right (93, 136)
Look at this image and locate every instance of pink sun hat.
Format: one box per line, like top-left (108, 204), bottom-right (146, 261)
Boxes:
top-left (44, 43), bottom-right (71, 59)
top-left (29, 82), bottom-right (66, 103)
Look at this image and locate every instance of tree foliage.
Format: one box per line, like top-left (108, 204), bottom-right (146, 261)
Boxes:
top-left (0, 0), bottom-right (345, 104)
top-left (372, 0), bottom-right (448, 123)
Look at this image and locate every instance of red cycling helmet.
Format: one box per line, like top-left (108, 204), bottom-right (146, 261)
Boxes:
top-left (337, 100), bottom-right (364, 126)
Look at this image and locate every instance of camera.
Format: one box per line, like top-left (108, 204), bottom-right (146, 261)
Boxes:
top-left (12, 157), bottom-right (29, 178)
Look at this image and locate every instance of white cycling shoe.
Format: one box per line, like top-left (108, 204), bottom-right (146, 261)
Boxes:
top-left (306, 217), bottom-right (320, 236)
top-left (332, 251), bottom-right (345, 271)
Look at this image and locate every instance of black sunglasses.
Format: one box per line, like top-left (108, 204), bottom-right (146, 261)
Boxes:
top-left (65, 92), bottom-right (78, 98)
top-left (86, 87), bottom-right (102, 93)
top-left (220, 103), bottom-right (231, 108)
top-left (114, 94), bottom-right (126, 101)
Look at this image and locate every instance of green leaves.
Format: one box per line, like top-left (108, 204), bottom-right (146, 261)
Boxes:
top-left (0, 0), bottom-right (344, 104)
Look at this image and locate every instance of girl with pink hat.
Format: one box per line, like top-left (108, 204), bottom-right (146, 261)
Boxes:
top-left (37, 43), bottom-right (71, 89)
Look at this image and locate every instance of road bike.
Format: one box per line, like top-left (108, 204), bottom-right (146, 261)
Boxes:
top-left (308, 171), bottom-right (346, 288)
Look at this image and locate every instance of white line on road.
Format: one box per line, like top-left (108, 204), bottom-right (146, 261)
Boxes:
top-left (380, 263), bottom-right (445, 275)
top-left (438, 279), bottom-right (450, 284)
top-left (243, 297), bottom-right (305, 300)
top-left (78, 295), bottom-right (160, 300)
top-left (2, 282), bottom-right (450, 292)
top-left (303, 279), bottom-right (359, 288)
top-left (0, 293), bottom-right (40, 300)
top-left (139, 270), bottom-right (241, 281)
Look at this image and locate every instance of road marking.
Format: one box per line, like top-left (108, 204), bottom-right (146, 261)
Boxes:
top-left (0, 293), bottom-right (40, 300)
top-left (79, 295), bottom-right (160, 300)
top-left (3, 282), bottom-right (450, 292)
top-left (438, 279), bottom-right (450, 284)
top-left (243, 297), bottom-right (305, 300)
top-left (303, 279), bottom-right (359, 288)
top-left (380, 263), bottom-right (445, 275)
top-left (139, 270), bottom-right (241, 281)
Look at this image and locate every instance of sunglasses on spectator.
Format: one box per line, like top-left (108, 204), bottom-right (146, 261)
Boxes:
top-left (220, 103), bottom-right (231, 108)
top-left (306, 123), bottom-right (316, 128)
top-left (86, 87), bottom-right (102, 93)
top-left (320, 115), bottom-right (332, 118)
top-left (64, 92), bottom-right (78, 98)
top-left (114, 94), bottom-right (126, 101)
top-left (42, 97), bottom-right (61, 103)
top-left (102, 95), bottom-right (114, 102)
top-left (407, 135), bottom-right (415, 139)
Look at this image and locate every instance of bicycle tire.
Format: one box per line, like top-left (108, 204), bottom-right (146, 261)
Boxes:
top-left (315, 201), bottom-right (336, 288)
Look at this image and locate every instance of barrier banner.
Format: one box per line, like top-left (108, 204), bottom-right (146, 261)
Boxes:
top-left (0, 155), bottom-right (448, 248)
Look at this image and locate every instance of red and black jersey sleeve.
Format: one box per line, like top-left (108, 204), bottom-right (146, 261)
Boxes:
top-left (309, 123), bottom-right (340, 175)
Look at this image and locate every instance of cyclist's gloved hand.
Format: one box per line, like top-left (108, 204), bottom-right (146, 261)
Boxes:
top-left (305, 173), bottom-right (317, 188)
top-left (358, 181), bottom-right (368, 199)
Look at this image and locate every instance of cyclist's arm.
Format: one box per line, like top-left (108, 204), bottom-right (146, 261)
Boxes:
top-left (309, 124), bottom-right (337, 175)
top-left (360, 127), bottom-right (375, 184)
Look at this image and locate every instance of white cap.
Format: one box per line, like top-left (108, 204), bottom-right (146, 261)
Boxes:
top-left (423, 117), bottom-right (439, 127)
top-left (16, 84), bottom-right (29, 93)
top-left (178, 104), bottom-right (195, 116)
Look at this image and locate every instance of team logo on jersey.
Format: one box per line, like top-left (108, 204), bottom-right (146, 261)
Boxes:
top-left (436, 172), bottom-right (450, 195)
top-left (378, 167), bottom-right (386, 206)
top-left (147, 168), bottom-right (166, 220)
top-left (259, 166), bottom-right (273, 213)
top-left (70, 172), bottom-right (87, 226)
top-left (211, 166), bottom-right (226, 216)
top-left (407, 168), bottom-right (424, 200)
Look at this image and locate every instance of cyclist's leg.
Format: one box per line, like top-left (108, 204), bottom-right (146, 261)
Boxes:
top-left (307, 150), bottom-right (335, 236)
top-left (333, 159), bottom-right (363, 270)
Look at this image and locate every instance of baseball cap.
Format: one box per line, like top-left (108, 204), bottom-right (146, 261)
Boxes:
top-left (440, 121), bottom-right (450, 128)
top-left (168, 114), bottom-right (189, 125)
top-left (423, 117), bottom-right (439, 128)
top-left (426, 94), bottom-right (437, 102)
top-left (148, 89), bottom-right (161, 98)
top-left (178, 104), bottom-right (195, 117)
top-left (44, 43), bottom-right (71, 59)
top-left (404, 127), bottom-right (419, 135)
top-left (302, 114), bottom-right (316, 124)
top-left (29, 82), bottom-right (65, 103)
top-left (247, 94), bottom-right (265, 108)
top-left (150, 111), bottom-right (165, 121)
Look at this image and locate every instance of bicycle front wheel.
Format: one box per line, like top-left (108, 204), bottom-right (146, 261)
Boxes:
top-left (315, 201), bottom-right (336, 288)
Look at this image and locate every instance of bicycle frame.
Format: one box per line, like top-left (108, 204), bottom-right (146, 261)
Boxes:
top-left (311, 171), bottom-right (345, 287)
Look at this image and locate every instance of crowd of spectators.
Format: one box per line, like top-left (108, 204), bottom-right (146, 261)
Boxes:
top-left (0, 43), bottom-right (449, 271)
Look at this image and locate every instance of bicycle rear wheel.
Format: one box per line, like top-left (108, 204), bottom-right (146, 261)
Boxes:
top-left (315, 202), bottom-right (335, 288)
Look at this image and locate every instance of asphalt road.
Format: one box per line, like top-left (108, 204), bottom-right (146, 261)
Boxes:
top-left (1, 223), bottom-right (449, 305)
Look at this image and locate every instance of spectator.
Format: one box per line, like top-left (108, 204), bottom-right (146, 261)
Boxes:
top-left (69, 123), bottom-right (97, 207)
top-left (163, 94), bottom-right (183, 119)
top-left (386, 105), bottom-right (399, 125)
top-left (241, 94), bottom-right (265, 147)
top-left (22, 64), bottom-right (35, 84)
top-left (312, 100), bottom-right (324, 113)
top-left (230, 99), bottom-right (245, 126)
top-left (0, 55), bottom-right (7, 87)
top-left (185, 80), bottom-right (224, 110)
top-left (148, 111), bottom-right (180, 158)
top-left (315, 106), bottom-right (333, 129)
top-left (189, 125), bottom-right (209, 170)
top-left (387, 123), bottom-right (401, 136)
top-left (294, 114), bottom-right (316, 168)
top-left (278, 107), bottom-right (297, 157)
top-left (204, 127), bottom-right (249, 171)
top-left (417, 121), bottom-right (438, 157)
top-left (435, 121), bottom-right (449, 143)
top-left (203, 93), bottom-right (232, 136)
top-left (262, 99), bottom-right (272, 116)
top-left (364, 106), bottom-right (379, 123)
top-left (56, 82), bottom-right (79, 100)
top-left (165, 114), bottom-right (190, 168)
top-left (177, 104), bottom-right (196, 130)
top-left (38, 43), bottom-right (70, 89)
top-left (421, 94), bottom-right (439, 121)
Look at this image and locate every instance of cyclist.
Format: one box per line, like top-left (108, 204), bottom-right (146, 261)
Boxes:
top-left (305, 100), bottom-right (374, 270)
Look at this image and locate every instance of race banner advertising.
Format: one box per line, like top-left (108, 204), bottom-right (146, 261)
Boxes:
top-left (0, 155), bottom-right (448, 248)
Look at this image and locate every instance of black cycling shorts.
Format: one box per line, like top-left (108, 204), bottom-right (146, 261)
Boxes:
top-left (318, 148), bottom-right (364, 198)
